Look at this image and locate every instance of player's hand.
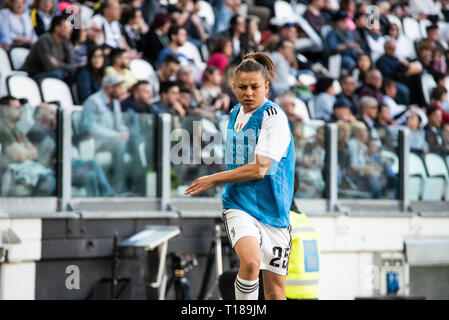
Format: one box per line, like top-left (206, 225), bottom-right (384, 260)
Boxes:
top-left (184, 175), bottom-right (216, 196)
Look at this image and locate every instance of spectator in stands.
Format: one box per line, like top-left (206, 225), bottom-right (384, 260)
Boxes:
top-left (430, 86), bottom-right (449, 124)
top-left (0, 0), bottom-right (37, 48)
top-left (30, 0), bottom-right (55, 37)
top-left (365, 19), bottom-right (385, 63)
top-left (277, 91), bottom-right (303, 123)
top-left (336, 120), bottom-right (351, 186)
top-left (431, 49), bottom-right (447, 75)
top-left (26, 103), bottom-right (56, 168)
top-left (358, 69), bottom-right (384, 106)
top-left (340, 0), bottom-right (356, 31)
top-left (121, 80), bottom-right (156, 113)
top-left (142, 13), bottom-right (171, 68)
top-left (80, 74), bottom-right (129, 193)
top-left (91, 0), bottom-right (129, 51)
top-left (375, 103), bottom-right (397, 147)
top-left (320, 0), bottom-right (336, 24)
top-left (270, 39), bottom-right (301, 97)
top-left (375, 39), bottom-right (412, 106)
top-left (358, 96), bottom-right (382, 146)
top-left (205, 36), bottom-right (232, 76)
top-left (382, 77), bottom-right (408, 121)
top-left (313, 77), bottom-right (336, 122)
top-left (151, 54), bottom-right (181, 102)
top-left (213, 0), bottom-right (242, 35)
top-left (224, 14), bottom-right (248, 62)
top-left (0, 96), bottom-right (55, 196)
top-left (425, 106), bottom-right (445, 154)
top-left (384, 22), bottom-right (414, 61)
top-left (303, 0), bottom-right (326, 35)
top-left (84, 20), bottom-right (106, 52)
top-left (157, 25), bottom-right (190, 68)
top-left (177, 65), bottom-right (203, 109)
top-left (120, 5), bottom-right (148, 51)
top-left (73, 46), bottom-right (106, 104)
top-left (347, 121), bottom-right (382, 198)
top-left (0, 20), bottom-right (11, 50)
top-left (244, 16), bottom-right (262, 53)
top-left (353, 12), bottom-right (370, 55)
top-left (326, 10), bottom-right (361, 72)
top-left (417, 42), bottom-right (434, 73)
top-left (353, 53), bottom-right (372, 87)
top-left (409, 0), bottom-right (442, 22)
top-left (417, 25), bottom-right (445, 55)
top-left (70, 26), bottom-right (88, 66)
top-left (297, 126), bottom-right (326, 198)
top-left (200, 65), bottom-right (230, 115)
top-left (105, 48), bottom-right (137, 94)
top-left (22, 15), bottom-right (76, 83)
top-left (406, 109), bottom-right (429, 155)
top-left (279, 22), bottom-right (298, 46)
top-left (151, 81), bottom-right (186, 116)
top-left (337, 75), bottom-right (358, 115)
top-left (330, 97), bottom-right (357, 123)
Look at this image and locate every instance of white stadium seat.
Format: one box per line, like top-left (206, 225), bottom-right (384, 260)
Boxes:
top-left (294, 97), bottom-right (310, 121)
top-left (419, 19), bottom-right (432, 38)
top-left (130, 58), bottom-right (155, 81)
top-left (421, 72), bottom-right (437, 104)
top-left (198, 0), bottom-right (215, 28)
top-left (6, 74), bottom-right (42, 107)
top-left (40, 78), bottom-right (74, 108)
top-left (403, 17), bottom-right (422, 41)
top-left (424, 153), bottom-right (449, 201)
top-left (387, 14), bottom-right (404, 34)
top-left (9, 47), bottom-right (30, 70)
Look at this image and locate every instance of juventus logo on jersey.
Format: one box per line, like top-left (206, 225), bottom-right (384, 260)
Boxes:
top-left (265, 107), bottom-right (278, 116)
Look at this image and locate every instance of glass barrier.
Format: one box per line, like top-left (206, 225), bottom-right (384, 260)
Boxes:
top-left (337, 121), bottom-right (399, 199)
top-left (170, 115), bottom-right (228, 198)
top-left (0, 103), bottom-right (57, 197)
top-left (71, 108), bottom-right (157, 197)
top-left (294, 121), bottom-right (327, 199)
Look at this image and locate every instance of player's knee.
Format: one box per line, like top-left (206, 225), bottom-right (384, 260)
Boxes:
top-left (264, 288), bottom-right (285, 300)
top-left (241, 259), bottom-right (260, 277)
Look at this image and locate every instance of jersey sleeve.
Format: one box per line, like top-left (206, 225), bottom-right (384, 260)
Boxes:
top-left (255, 107), bottom-right (292, 162)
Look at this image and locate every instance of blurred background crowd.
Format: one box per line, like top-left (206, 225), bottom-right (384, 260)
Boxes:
top-left (1, 0), bottom-right (449, 200)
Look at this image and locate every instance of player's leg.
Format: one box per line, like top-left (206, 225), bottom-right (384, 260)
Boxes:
top-left (262, 270), bottom-right (286, 300)
top-left (234, 235), bottom-right (261, 280)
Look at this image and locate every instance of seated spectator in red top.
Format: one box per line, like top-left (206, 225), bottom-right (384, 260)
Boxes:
top-left (429, 86), bottom-right (449, 124)
top-left (358, 69), bottom-right (384, 106)
top-left (203, 36), bottom-right (232, 81)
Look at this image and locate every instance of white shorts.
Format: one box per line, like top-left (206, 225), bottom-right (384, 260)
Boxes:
top-left (222, 208), bottom-right (292, 276)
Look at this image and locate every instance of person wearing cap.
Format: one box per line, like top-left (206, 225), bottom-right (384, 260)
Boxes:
top-left (329, 97), bottom-right (356, 123)
top-left (326, 10), bottom-right (361, 72)
top-left (79, 73), bottom-right (129, 193)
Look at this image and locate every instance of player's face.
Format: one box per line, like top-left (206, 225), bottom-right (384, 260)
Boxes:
top-left (233, 71), bottom-right (269, 111)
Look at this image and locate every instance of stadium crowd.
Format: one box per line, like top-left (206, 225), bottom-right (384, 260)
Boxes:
top-left (1, 0), bottom-right (449, 199)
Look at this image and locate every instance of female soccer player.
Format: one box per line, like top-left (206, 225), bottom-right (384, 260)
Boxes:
top-left (184, 52), bottom-right (295, 300)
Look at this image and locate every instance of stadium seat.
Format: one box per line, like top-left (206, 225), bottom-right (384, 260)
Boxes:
top-left (294, 2), bottom-right (308, 15)
top-left (409, 152), bottom-right (426, 201)
top-left (6, 74), bottom-right (42, 107)
top-left (387, 14), bottom-right (404, 34)
top-left (129, 58), bottom-right (155, 81)
top-left (294, 97), bottom-right (310, 121)
top-left (296, 14), bottom-right (324, 52)
top-left (424, 153), bottom-right (449, 200)
top-left (270, 1), bottom-right (298, 25)
top-left (403, 17), bottom-right (422, 41)
top-left (419, 19), bottom-right (432, 38)
top-left (0, 47), bottom-right (27, 96)
top-left (307, 98), bottom-right (316, 119)
top-left (9, 47), bottom-right (30, 70)
top-left (421, 72), bottom-right (437, 104)
top-left (40, 78), bottom-right (74, 109)
top-left (198, 0), bottom-right (215, 29)
top-left (328, 54), bottom-right (342, 79)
